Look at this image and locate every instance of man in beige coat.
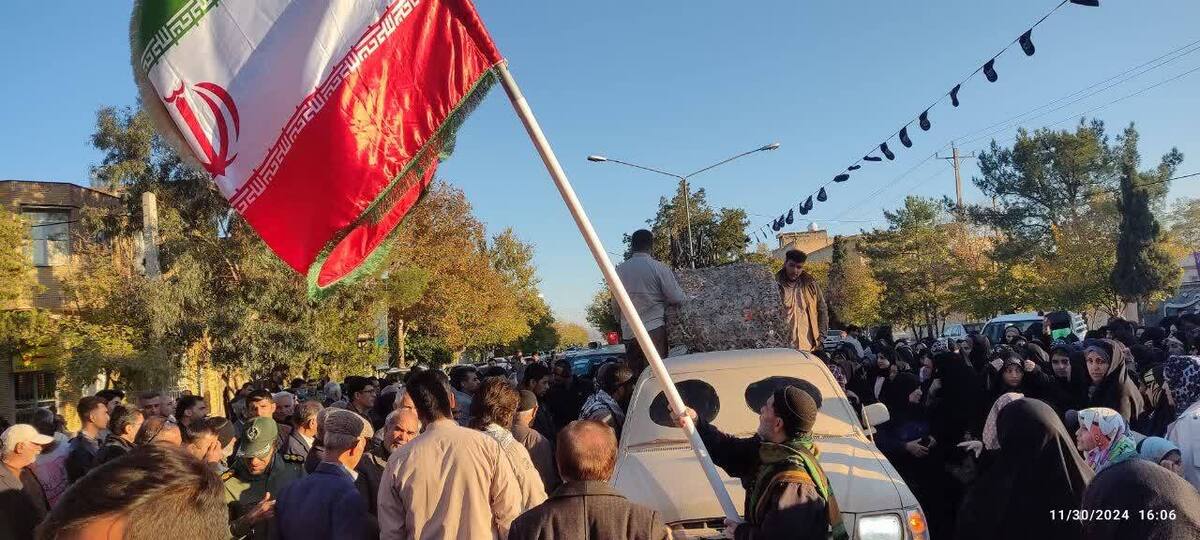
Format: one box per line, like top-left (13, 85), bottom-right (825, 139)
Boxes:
top-left (777, 249), bottom-right (829, 352)
top-left (377, 371), bottom-right (521, 540)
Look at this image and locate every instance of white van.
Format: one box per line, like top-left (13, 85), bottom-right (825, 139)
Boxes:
top-left (612, 349), bottom-right (926, 539)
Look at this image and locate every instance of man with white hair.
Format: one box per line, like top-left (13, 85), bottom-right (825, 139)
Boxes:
top-left (323, 381), bottom-right (343, 407)
top-left (272, 392), bottom-right (297, 454)
top-left (1, 424), bottom-right (54, 539)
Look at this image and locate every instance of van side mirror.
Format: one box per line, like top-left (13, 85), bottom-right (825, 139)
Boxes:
top-left (862, 402), bottom-right (890, 427)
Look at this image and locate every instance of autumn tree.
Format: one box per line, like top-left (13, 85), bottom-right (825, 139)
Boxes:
top-left (1166, 197), bottom-right (1200, 252)
top-left (825, 235), bottom-right (881, 328)
top-left (553, 321), bottom-right (590, 349)
top-left (0, 209), bottom-right (36, 308)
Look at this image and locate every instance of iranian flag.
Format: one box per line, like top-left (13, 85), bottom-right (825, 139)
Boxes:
top-left (131, 0), bottom-right (503, 294)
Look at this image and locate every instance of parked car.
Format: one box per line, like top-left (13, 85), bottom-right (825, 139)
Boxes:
top-left (823, 329), bottom-right (847, 351)
top-left (941, 323), bottom-right (981, 340)
top-left (564, 344), bottom-right (626, 378)
top-left (981, 311), bottom-right (1087, 345)
top-left (611, 348), bottom-right (925, 539)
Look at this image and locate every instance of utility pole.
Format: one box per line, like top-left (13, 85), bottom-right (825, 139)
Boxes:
top-left (937, 142), bottom-right (976, 216)
top-left (141, 191), bottom-right (161, 278)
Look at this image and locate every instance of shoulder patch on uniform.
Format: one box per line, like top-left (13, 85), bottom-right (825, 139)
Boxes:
top-left (220, 469), bottom-right (236, 482)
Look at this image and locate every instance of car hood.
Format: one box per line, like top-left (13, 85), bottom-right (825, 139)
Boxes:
top-left (611, 435), bottom-right (916, 524)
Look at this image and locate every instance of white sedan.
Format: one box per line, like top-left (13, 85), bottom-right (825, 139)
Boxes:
top-left (611, 348), bottom-right (927, 539)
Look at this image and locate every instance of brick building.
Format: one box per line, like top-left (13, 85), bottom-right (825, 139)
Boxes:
top-left (1, 180), bottom-right (121, 423)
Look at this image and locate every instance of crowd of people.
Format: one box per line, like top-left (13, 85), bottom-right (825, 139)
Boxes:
top-left (812, 316), bottom-right (1200, 539)
top-left (0, 353), bottom-right (680, 540)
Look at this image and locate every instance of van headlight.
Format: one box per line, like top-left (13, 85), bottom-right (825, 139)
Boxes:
top-left (857, 514), bottom-right (902, 540)
top-left (856, 507), bottom-right (927, 540)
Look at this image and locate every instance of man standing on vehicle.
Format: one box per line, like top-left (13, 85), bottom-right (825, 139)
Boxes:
top-left (673, 385), bottom-right (848, 540)
top-left (777, 250), bottom-right (828, 352)
top-left (612, 229), bottom-right (686, 375)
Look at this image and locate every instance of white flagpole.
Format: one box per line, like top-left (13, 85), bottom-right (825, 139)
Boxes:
top-left (495, 61), bottom-right (740, 521)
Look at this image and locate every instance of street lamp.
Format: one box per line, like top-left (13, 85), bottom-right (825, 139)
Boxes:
top-left (586, 142), bottom-right (780, 268)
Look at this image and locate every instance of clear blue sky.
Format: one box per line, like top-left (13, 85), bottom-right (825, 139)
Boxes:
top-left (2, 1), bottom-right (1198, 331)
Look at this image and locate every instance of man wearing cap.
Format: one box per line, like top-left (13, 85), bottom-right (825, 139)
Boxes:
top-left (276, 409), bottom-right (376, 539)
top-left (674, 385), bottom-right (848, 540)
top-left (222, 416), bottom-right (303, 540)
top-left (512, 390), bottom-right (559, 491)
top-left (1, 424), bottom-right (53, 539)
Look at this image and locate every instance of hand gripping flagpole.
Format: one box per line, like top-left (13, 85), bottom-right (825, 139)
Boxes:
top-left (496, 62), bottom-right (740, 522)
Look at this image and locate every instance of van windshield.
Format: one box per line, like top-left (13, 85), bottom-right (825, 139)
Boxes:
top-left (982, 320), bottom-right (1037, 345)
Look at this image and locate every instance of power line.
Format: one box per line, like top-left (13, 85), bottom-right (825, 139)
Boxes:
top-left (751, 0), bottom-right (1097, 235)
top-left (951, 37), bottom-right (1200, 145)
top-left (976, 62), bottom-right (1200, 149)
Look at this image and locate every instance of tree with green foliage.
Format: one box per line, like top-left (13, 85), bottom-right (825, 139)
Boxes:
top-left (1111, 125), bottom-right (1183, 307)
top-left (825, 236), bottom-right (881, 328)
top-left (966, 120), bottom-right (1120, 261)
top-left (859, 197), bottom-right (960, 338)
top-left (625, 183), bottom-right (749, 268)
top-left (516, 314), bottom-right (560, 354)
top-left (585, 286), bottom-right (620, 335)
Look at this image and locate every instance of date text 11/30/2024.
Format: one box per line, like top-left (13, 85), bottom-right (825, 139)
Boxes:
top-left (1050, 509), bottom-right (1178, 521)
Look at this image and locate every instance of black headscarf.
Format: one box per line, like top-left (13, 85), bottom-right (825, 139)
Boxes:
top-left (1049, 344), bottom-right (1088, 413)
top-left (1081, 458), bottom-right (1200, 540)
top-left (1086, 339), bottom-right (1145, 424)
top-left (955, 399), bottom-right (1093, 540)
top-left (967, 334), bottom-right (992, 373)
top-left (882, 372), bottom-right (923, 423)
top-left (929, 351), bottom-right (982, 443)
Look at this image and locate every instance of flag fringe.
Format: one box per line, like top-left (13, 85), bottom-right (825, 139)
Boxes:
top-left (305, 63), bottom-right (502, 299)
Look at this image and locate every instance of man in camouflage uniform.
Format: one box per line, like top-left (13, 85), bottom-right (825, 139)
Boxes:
top-left (222, 417), bottom-right (303, 539)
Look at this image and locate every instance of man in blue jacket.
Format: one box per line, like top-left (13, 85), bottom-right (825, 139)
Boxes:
top-left (275, 408), bottom-right (376, 539)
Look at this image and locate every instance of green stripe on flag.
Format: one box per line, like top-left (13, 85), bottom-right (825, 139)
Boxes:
top-left (134, 0), bottom-right (220, 71)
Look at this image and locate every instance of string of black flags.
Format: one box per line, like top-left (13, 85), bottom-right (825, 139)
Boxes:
top-left (747, 0), bottom-right (1101, 246)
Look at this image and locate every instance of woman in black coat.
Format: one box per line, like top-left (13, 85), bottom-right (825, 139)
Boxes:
top-left (1080, 458), bottom-right (1200, 540)
top-left (956, 399), bottom-right (1093, 540)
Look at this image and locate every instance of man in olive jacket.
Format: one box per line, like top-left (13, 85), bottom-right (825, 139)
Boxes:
top-left (508, 420), bottom-right (669, 540)
top-left (777, 249), bottom-right (828, 352)
top-left (676, 385), bottom-right (848, 540)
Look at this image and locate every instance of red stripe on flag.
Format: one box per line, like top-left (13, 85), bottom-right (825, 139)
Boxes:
top-left (238, 0), bottom-right (502, 282)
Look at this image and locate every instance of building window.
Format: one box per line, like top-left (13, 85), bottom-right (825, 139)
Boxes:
top-left (24, 209), bottom-right (71, 267)
top-left (14, 371), bottom-right (58, 423)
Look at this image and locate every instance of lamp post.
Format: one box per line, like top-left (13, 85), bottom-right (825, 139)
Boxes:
top-left (587, 142), bottom-right (780, 268)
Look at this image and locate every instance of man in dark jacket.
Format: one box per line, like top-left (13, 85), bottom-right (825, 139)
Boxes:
top-left (95, 405), bottom-right (143, 465)
top-left (66, 396), bottom-right (109, 484)
top-left (508, 420), bottom-right (669, 540)
top-left (675, 385), bottom-right (848, 540)
top-left (544, 359), bottom-right (591, 434)
top-left (276, 409), bottom-right (375, 539)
